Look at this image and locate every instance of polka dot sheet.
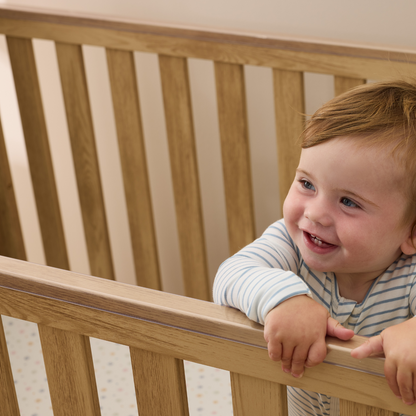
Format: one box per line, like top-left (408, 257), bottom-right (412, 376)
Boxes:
top-left (2, 316), bottom-right (233, 416)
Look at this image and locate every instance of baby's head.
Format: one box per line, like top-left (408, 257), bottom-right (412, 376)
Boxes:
top-left (300, 79), bottom-right (416, 239)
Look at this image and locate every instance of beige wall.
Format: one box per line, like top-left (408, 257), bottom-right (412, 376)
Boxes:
top-left (1, 0), bottom-right (415, 293)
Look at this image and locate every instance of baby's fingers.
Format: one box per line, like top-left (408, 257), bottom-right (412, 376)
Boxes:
top-left (305, 338), bottom-right (327, 368)
top-left (384, 360), bottom-right (400, 399)
top-left (386, 361), bottom-right (416, 406)
top-left (281, 344), bottom-right (296, 375)
top-left (267, 341), bottom-right (283, 362)
top-left (351, 335), bottom-right (383, 359)
top-left (290, 345), bottom-right (310, 378)
top-left (327, 317), bottom-right (354, 341)
top-left (396, 367), bottom-right (415, 405)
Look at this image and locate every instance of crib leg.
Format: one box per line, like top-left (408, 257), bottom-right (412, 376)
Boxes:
top-left (38, 325), bottom-right (101, 416)
top-left (340, 399), bottom-right (399, 416)
top-left (230, 372), bottom-right (288, 416)
top-left (130, 347), bottom-right (189, 416)
top-left (0, 317), bottom-right (20, 416)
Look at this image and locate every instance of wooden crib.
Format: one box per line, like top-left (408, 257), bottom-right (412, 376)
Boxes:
top-left (1, 6), bottom-right (416, 416)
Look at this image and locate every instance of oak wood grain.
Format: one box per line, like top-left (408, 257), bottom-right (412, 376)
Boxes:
top-left (55, 42), bottom-right (114, 280)
top-left (131, 348), bottom-right (189, 415)
top-left (0, 256), bottom-right (413, 415)
top-left (273, 69), bottom-right (304, 208)
top-left (340, 399), bottom-right (399, 416)
top-left (0, 115), bottom-right (26, 260)
top-left (1, 8), bottom-right (415, 416)
top-left (106, 48), bottom-right (161, 289)
top-left (1, 8), bottom-right (415, 81)
top-left (38, 324), bottom-right (101, 416)
top-left (231, 373), bottom-right (288, 416)
top-left (159, 54), bottom-right (210, 301)
top-left (0, 317), bottom-right (20, 416)
top-left (6, 36), bottom-right (68, 269)
top-left (334, 76), bottom-right (366, 96)
top-left (215, 61), bottom-right (255, 255)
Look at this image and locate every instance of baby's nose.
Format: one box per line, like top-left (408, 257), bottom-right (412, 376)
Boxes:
top-left (304, 202), bottom-right (333, 227)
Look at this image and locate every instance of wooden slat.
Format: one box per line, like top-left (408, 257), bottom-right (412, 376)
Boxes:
top-left (38, 324), bottom-right (101, 416)
top-left (334, 76), bottom-right (366, 96)
top-left (158, 54), bottom-right (210, 301)
top-left (214, 61), bottom-right (255, 254)
top-left (130, 347), bottom-right (189, 415)
top-left (0, 317), bottom-right (21, 416)
top-left (6, 36), bottom-right (68, 269)
top-left (231, 373), bottom-right (288, 416)
top-left (340, 399), bottom-right (399, 416)
top-left (273, 69), bottom-right (304, 208)
top-left (106, 48), bottom-right (161, 289)
top-left (55, 42), bottom-right (114, 280)
top-left (0, 115), bottom-right (26, 260)
top-left (0, 8), bottom-right (415, 81)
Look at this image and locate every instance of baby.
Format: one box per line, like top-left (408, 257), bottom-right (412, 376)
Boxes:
top-left (213, 80), bottom-right (416, 416)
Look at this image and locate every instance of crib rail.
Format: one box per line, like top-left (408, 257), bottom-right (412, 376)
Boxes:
top-left (0, 255), bottom-right (413, 416)
top-left (1, 6), bottom-right (416, 301)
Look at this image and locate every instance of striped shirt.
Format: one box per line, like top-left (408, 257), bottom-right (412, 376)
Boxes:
top-left (213, 219), bottom-right (416, 416)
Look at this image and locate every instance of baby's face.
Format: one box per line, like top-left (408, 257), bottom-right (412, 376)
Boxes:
top-left (283, 136), bottom-right (414, 283)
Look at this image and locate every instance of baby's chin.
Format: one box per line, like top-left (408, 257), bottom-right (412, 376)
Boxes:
top-left (303, 261), bottom-right (331, 273)
top-left (298, 249), bottom-right (338, 274)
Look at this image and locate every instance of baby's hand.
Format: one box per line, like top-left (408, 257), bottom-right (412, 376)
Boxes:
top-left (264, 295), bottom-right (354, 378)
top-left (351, 319), bottom-right (416, 406)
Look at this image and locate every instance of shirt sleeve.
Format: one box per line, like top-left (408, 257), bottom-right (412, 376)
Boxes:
top-left (213, 219), bottom-right (312, 324)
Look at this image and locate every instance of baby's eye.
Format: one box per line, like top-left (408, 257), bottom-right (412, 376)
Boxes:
top-left (299, 180), bottom-right (315, 191)
top-left (341, 197), bottom-right (358, 208)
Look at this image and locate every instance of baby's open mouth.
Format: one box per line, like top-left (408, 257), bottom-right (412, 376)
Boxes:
top-left (309, 233), bottom-right (335, 248)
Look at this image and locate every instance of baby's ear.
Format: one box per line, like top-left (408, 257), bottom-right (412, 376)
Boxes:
top-left (401, 229), bottom-right (416, 255)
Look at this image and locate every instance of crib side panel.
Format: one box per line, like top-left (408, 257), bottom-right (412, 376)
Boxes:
top-left (38, 324), bottom-right (101, 416)
top-left (214, 61), bottom-right (256, 255)
top-left (130, 347), bottom-right (189, 416)
top-left (106, 48), bottom-right (161, 290)
top-left (55, 41), bottom-right (115, 280)
top-left (1, 284), bottom-right (411, 414)
top-left (6, 36), bottom-right (69, 269)
top-left (0, 115), bottom-right (26, 261)
top-left (0, 256), bottom-right (415, 415)
top-left (158, 54), bottom-right (210, 301)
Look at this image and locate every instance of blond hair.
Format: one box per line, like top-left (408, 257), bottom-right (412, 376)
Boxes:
top-left (301, 79), bottom-right (416, 238)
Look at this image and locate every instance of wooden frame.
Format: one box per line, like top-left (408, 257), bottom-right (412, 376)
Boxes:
top-left (0, 7), bottom-right (416, 415)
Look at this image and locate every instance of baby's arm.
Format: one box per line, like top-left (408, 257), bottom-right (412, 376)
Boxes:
top-left (213, 220), bottom-right (311, 325)
top-left (265, 295), bottom-right (354, 377)
top-left (351, 318), bottom-right (416, 406)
